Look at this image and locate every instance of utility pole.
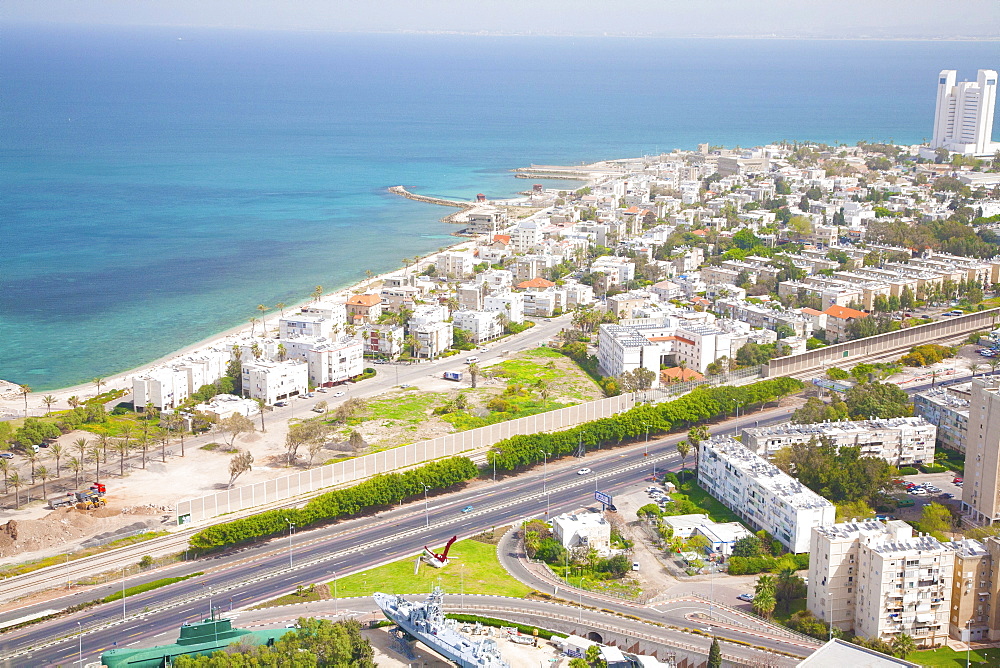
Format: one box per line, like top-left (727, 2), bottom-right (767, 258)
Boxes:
top-left (121, 567), bottom-right (127, 622)
top-left (285, 519), bottom-right (294, 568)
top-left (423, 484), bottom-right (430, 527)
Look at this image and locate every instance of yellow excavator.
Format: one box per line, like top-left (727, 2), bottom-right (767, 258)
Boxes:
top-left (75, 483), bottom-right (107, 510)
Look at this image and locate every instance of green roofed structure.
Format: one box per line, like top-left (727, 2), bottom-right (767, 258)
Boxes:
top-left (101, 613), bottom-right (291, 668)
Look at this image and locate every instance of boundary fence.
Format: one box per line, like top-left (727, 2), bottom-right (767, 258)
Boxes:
top-left (176, 393), bottom-right (636, 523)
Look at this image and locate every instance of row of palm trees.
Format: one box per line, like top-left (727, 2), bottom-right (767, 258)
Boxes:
top-left (0, 421), bottom-right (185, 509)
top-left (17, 377), bottom-right (108, 417)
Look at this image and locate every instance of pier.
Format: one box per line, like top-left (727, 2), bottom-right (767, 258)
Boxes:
top-left (388, 185), bottom-right (475, 209)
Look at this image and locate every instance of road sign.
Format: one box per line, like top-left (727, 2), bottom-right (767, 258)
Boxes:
top-left (594, 490), bottom-right (613, 507)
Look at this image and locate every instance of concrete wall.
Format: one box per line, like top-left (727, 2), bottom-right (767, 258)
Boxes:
top-left (764, 309), bottom-right (1000, 378)
top-left (176, 394), bottom-right (635, 523)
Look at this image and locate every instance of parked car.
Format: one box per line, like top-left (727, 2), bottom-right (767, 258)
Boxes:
top-left (939, 493), bottom-right (955, 499)
top-left (0, 453), bottom-right (13, 459)
top-left (577, 468), bottom-right (592, 475)
top-left (737, 593), bottom-right (754, 602)
top-left (954, 477), bottom-right (964, 484)
top-left (274, 401), bottom-right (288, 407)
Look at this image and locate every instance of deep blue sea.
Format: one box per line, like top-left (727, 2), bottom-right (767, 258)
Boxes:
top-left (1, 24), bottom-right (997, 390)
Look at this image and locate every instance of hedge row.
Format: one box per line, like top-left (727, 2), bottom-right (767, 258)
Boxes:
top-left (486, 377), bottom-right (804, 472)
top-left (188, 456), bottom-right (478, 550)
top-left (727, 553), bottom-right (809, 576)
top-left (102, 571), bottom-right (204, 603)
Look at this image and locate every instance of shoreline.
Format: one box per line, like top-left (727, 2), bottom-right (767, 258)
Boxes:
top-left (0, 224), bottom-right (488, 413)
top-left (0, 179), bottom-right (565, 410)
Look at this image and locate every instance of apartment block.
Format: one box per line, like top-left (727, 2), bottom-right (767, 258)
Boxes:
top-left (913, 384), bottom-right (971, 453)
top-left (741, 417), bottom-right (937, 467)
top-left (241, 359), bottom-right (309, 405)
top-left (809, 520), bottom-right (953, 647)
top-left (961, 378), bottom-right (1000, 525)
top-left (132, 367), bottom-right (191, 411)
top-left (698, 436), bottom-right (835, 553)
top-left (598, 319), bottom-right (732, 385)
top-left (452, 310), bottom-right (504, 343)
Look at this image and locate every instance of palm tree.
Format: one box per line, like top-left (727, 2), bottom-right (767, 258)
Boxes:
top-left (968, 361), bottom-right (983, 377)
top-left (256, 304), bottom-right (268, 336)
top-left (73, 437), bottom-right (89, 467)
top-left (753, 574), bottom-right (777, 618)
top-left (8, 472), bottom-right (23, 509)
top-left (890, 633), bottom-right (916, 659)
top-left (775, 567), bottom-right (797, 614)
top-left (251, 342), bottom-right (262, 360)
top-left (989, 357), bottom-right (1000, 376)
top-left (97, 433), bottom-right (111, 463)
top-left (25, 449), bottom-right (38, 484)
top-left (249, 317), bottom-right (258, 338)
top-left (468, 363), bottom-right (481, 389)
top-left (19, 384), bottom-right (30, 416)
top-left (158, 429), bottom-right (170, 463)
top-left (67, 457), bottom-right (82, 489)
top-left (42, 395), bottom-right (56, 415)
top-left (277, 343), bottom-right (287, 362)
top-left (89, 444), bottom-right (102, 482)
top-left (536, 380), bottom-right (551, 408)
top-left (119, 424), bottom-right (133, 451)
top-left (93, 377), bottom-right (106, 397)
top-left (36, 465), bottom-right (50, 500)
top-left (115, 439), bottom-right (131, 477)
top-left (49, 443), bottom-right (63, 478)
top-left (276, 302), bottom-right (286, 317)
top-left (311, 285), bottom-right (323, 303)
top-left (0, 459), bottom-right (10, 493)
top-left (67, 395), bottom-right (81, 410)
top-left (676, 440), bottom-right (691, 473)
top-left (137, 435), bottom-right (149, 469)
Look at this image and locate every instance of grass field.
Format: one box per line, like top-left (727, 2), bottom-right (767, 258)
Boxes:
top-left (678, 480), bottom-right (742, 524)
top-left (907, 646), bottom-right (1000, 667)
top-left (326, 537), bottom-right (532, 599)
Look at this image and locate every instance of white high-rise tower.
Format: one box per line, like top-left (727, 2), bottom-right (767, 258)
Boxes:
top-left (932, 69), bottom-right (999, 156)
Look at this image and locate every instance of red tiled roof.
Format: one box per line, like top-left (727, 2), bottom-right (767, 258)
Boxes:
top-left (516, 278), bottom-right (555, 289)
top-left (824, 305), bottom-right (868, 320)
top-left (347, 294), bottom-right (381, 306)
top-left (493, 234), bottom-right (511, 244)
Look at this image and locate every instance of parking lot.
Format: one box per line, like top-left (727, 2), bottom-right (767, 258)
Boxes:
top-left (895, 472), bottom-right (964, 518)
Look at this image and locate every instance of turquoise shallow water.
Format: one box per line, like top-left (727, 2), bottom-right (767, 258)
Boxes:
top-left (1, 25), bottom-right (996, 390)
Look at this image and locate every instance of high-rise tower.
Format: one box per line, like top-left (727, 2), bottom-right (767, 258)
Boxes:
top-left (932, 69), bottom-right (999, 156)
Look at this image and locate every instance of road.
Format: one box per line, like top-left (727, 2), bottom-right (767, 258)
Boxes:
top-left (0, 402), bottom-right (808, 667)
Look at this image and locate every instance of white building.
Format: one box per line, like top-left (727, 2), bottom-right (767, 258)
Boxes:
top-left (365, 324), bottom-right (405, 359)
top-left (809, 519), bottom-right (953, 647)
top-left (133, 367), bottom-right (190, 411)
top-left (597, 319), bottom-right (732, 385)
top-left (193, 394), bottom-right (261, 421)
top-left (436, 251), bottom-right (478, 278)
top-left (698, 436), bottom-right (835, 554)
top-left (510, 220), bottom-right (543, 253)
top-left (241, 359), bottom-right (309, 405)
top-left (659, 514), bottom-right (752, 556)
top-left (932, 69), bottom-right (1000, 157)
top-left (552, 511), bottom-right (612, 555)
top-left (483, 291), bottom-right (525, 325)
top-left (452, 310), bottom-right (504, 344)
top-left (741, 417), bottom-right (937, 467)
top-left (279, 314), bottom-right (331, 340)
top-left (591, 255), bottom-right (636, 284)
top-left (411, 320), bottom-right (453, 360)
top-left (278, 336), bottom-right (364, 387)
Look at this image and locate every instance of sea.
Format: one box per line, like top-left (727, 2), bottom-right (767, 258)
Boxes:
top-left (1, 24), bottom-right (997, 391)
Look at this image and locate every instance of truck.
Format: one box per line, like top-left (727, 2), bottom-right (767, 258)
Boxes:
top-left (48, 494), bottom-right (76, 510)
top-left (443, 371), bottom-right (463, 382)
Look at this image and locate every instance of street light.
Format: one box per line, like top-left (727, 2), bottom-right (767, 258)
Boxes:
top-left (536, 449), bottom-right (548, 494)
top-left (422, 484), bottom-right (430, 527)
top-left (285, 519), bottom-right (295, 568)
top-left (966, 619), bottom-right (974, 668)
top-left (331, 569), bottom-right (339, 617)
top-left (121, 567), bottom-right (127, 622)
top-left (77, 621), bottom-right (82, 667)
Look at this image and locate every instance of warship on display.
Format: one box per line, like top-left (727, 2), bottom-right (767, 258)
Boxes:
top-left (373, 588), bottom-right (511, 668)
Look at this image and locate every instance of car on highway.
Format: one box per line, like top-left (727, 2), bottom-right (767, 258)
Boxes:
top-left (577, 468), bottom-right (592, 475)
top-left (274, 401), bottom-right (288, 407)
top-left (461, 505), bottom-right (474, 513)
top-left (737, 593), bottom-right (754, 602)
top-left (316, 387), bottom-right (327, 392)
top-left (333, 391), bottom-right (345, 397)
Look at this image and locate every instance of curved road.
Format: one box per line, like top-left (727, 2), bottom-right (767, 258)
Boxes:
top-left (0, 402), bottom-right (811, 667)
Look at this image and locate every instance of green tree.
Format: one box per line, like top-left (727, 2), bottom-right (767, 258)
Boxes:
top-left (890, 633), bottom-right (916, 659)
top-left (708, 636), bottom-right (722, 668)
top-left (844, 381), bottom-right (910, 419)
top-left (731, 535), bottom-right (763, 558)
top-left (753, 574), bottom-right (777, 618)
top-left (676, 440), bottom-right (691, 473)
top-left (228, 450), bottom-right (254, 488)
top-left (918, 502), bottom-right (953, 539)
top-left (585, 644), bottom-right (607, 668)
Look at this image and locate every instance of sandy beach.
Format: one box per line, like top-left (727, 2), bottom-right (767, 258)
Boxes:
top-left (0, 199), bottom-right (512, 418)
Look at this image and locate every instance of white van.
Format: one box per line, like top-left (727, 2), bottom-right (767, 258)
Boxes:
top-left (465, 356), bottom-right (480, 364)
top-left (632, 561), bottom-right (640, 571)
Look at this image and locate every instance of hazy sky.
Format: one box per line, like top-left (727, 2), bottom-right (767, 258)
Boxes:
top-left (4, 0), bottom-right (999, 38)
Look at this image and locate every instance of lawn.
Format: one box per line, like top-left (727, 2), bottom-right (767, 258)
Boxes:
top-left (677, 480), bottom-right (742, 524)
top-left (349, 391), bottom-right (444, 425)
top-left (325, 536), bottom-right (532, 599)
top-left (907, 646), bottom-right (1000, 667)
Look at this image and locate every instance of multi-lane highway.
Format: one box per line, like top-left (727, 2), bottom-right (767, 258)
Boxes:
top-left (0, 403), bottom-right (806, 667)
